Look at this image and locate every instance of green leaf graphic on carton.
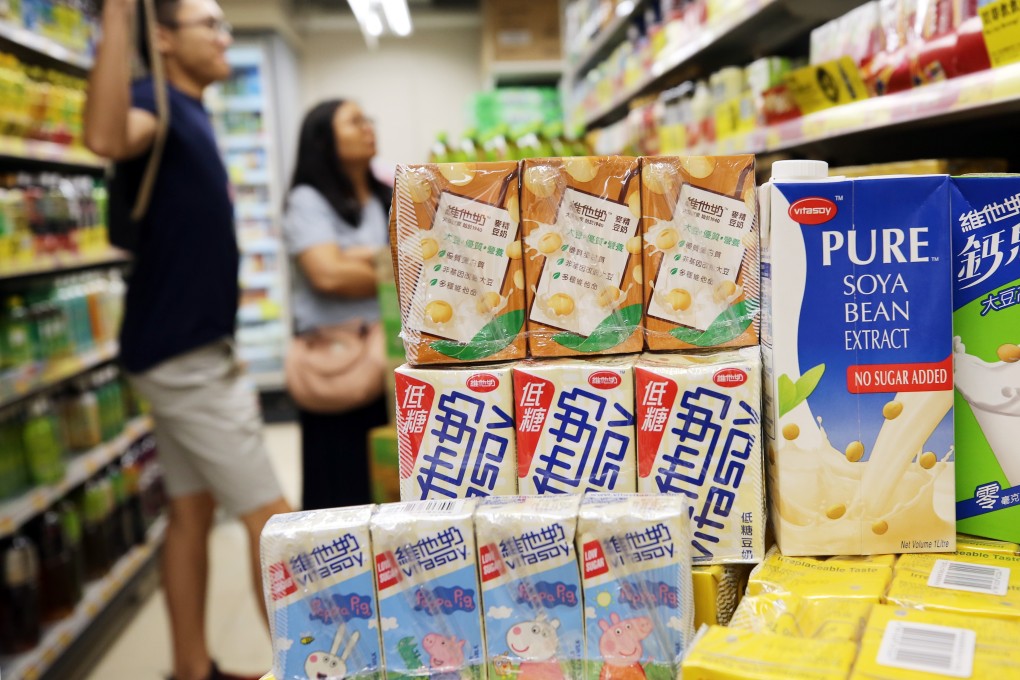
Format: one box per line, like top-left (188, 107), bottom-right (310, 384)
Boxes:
top-left (429, 309), bottom-right (524, 360)
top-left (644, 662), bottom-right (675, 680)
top-left (778, 364), bottom-right (826, 418)
top-left (552, 303), bottom-right (641, 352)
top-left (669, 299), bottom-right (754, 346)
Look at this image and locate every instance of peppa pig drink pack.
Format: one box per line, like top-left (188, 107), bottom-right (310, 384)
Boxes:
top-left (475, 496), bottom-right (586, 680)
top-left (371, 500), bottom-right (486, 680)
top-left (577, 494), bottom-right (695, 680)
top-left (260, 507), bottom-right (383, 680)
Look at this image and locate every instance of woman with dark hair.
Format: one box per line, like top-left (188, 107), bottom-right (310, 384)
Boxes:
top-left (283, 99), bottom-right (391, 510)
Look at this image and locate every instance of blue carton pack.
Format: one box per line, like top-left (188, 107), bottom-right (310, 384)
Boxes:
top-left (950, 176), bottom-right (1020, 543)
top-left (261, 507), bottom-right (382, 680)
top-left (760, 162), bottom-right (956, 556)
top-left (577, 494), bottom-right (694, 680)
top-left (475, 496), bottom-right (585, 680)
top-left (371, 499), bottom-right (486, 680)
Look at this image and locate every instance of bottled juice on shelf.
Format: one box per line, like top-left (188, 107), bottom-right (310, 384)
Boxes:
top-left (0, 406), bottom-right (29, 500)
top-left (22, 396), bottom-right (65, 485)
top-left (61, 377), bottom-right (101, 451)
top-left (81, 480), bottom-right (111, 580)
top-left (108, 465), bottom-right (134, 558)
top-left (38, 508), bottom-right (79, 622)
top-left (121, 451), bottom-right (146, 547)
top-left (1, 295), bottom-right (35, 369)
top-left (60, 498), bottom-right (86, 600)
top-left (0, 535), bottom-right (41, 655)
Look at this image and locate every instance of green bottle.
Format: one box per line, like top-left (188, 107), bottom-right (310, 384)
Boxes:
top-left (1, 295), bottom-right (34, 370)
top-left (428, 132), bottom-right (451, 164)
top-left (22, 397), bottom-right (65, 485)
top-left (456, 128), bottom-right (480, 163)
top-left (0, 406), bottom-right (29, 500)
top-left (59, 500), bottom-right (85, 603)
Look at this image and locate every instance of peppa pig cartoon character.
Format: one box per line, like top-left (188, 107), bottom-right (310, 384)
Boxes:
top-left (596, 613), bottom-right (652, 680)
top-left (304, 621), bottom-right (361, 680)
top-left (423, 632), bottom-right (466, 680)
top-left (506, 614), bottom-right (564, 680)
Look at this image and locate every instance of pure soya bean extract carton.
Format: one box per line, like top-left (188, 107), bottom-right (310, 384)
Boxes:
top-left (520, 157), bottom-right (644, 358)
top-left (760, 161), bottom-right (956, 556)
top-left (394, 364), bottom-right (517, 500)
top-left (392, 162), bottom-right (526, 365)
top-left (950, 176), bottom-right (1020, 544)
top-left (578, 494), bottom-right (695, 680)
top-left (640, 156), bottom-right (759, 351)
top-left (371, 500), bottom-right (485, 680)
top-left (513, 357), bottom-right (637, 495)
top-left (634, 348), bottom-right (765, 564)
top-left (475, 495), bottom-right (585, 680)
top-left (261, 507), bottom-right (382, 680)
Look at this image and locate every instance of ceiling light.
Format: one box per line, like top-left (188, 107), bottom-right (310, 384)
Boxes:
top-left (381, 0), bottom-right (412, 37)
top-left (346, 0), bottom-right (414, 45)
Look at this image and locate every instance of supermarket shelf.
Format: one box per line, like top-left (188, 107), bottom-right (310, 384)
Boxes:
top-left (566, 0), bottom-right (647, 82)
top-left (0, 342), bottom-right (119, 411)
top-left (0, 515), bottom-right (167, 680)
top-left (0, 416), bottom-right (153, 539)
top-left (0, 136), bottom-right (105, 170)
top-left (222, 133), bottom-right (271, 150)
top-left (241, 271), bottom-right (280, 289)
top-left (0, 249), bottom-right (130, 283)
top-left (709, 61), bottom-right (1020, 156)
top-left (581, 0), bottom-right (864, 129)
top-left (221, 95), bottom-right (265, 112)
top-left (238, 302), bottom-right (282, 324)
top-left (236, 203), bottom-right (273, 220)
top-left (233, 169), bottom-right (271, 186)
top-left (240, 238), bottom-right (282, 255)
top-left (0, 19), bottom-right (92, 70)
top-left (489, 60), bottom-right (565, 85)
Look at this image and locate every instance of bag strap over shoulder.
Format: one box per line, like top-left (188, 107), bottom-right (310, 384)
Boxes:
top-left (131, 0), bottom-right (171, 221)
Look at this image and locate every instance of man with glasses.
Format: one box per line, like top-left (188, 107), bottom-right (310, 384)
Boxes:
top-left (84, 2), bottom-right (290, 680)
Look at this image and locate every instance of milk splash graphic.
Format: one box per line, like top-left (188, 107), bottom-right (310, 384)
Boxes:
top-left (954, 338), bottom-right (1020, 485)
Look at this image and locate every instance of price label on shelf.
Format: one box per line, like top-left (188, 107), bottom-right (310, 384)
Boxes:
top-left (785, 56), bottom-right (870, 115)
top-left (980, 0), bottom-right (1020, 68)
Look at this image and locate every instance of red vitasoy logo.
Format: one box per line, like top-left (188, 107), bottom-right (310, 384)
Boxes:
top-left (588, 371), bottom-right (622, 390)
top-left (467, 373), bottom-right (499, 393)
top-left (713, 368), bottom-right (748, 388)
top-left (788, 197), bottom-right (837, 225)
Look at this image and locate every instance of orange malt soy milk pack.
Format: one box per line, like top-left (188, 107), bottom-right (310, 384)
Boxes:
top-left (520, 156), bottom-right (644, 357)
top-left (640, 155), bottom-right (758, 351)
top-left (392, 162), bottom-right (526, 365)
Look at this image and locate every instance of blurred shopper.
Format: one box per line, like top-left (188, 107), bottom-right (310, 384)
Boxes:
top-left (283, 100), bottom-right (390, 510)
top-left (84, 1), bottom-right (290, 679)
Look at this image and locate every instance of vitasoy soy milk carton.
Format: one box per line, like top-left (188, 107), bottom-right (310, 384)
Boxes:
top-left (392, 162), bottom-right (526, 365)
top-left (371, 500), bottom-right (485, 680)
top-left (475, 496), bottom-right (585, 680)
top-left (760, 161), bottom-right (956, 556)
top-left (394, 364), bottom-right (517, 500)
top-left (634, 348), bottom-right (765, 563)
top-left (578, 494), bottom-right (695, 680)
top-left (513, 358), bottom-right (637, 495)
top-left (261, 507), bottom-right (382, 680)
top-left (950, 176), bottom-right (1020, 544)
top-left (520, 156), bottom-right (644, 358)
top-left (640, 156), bottom-right (760, 351)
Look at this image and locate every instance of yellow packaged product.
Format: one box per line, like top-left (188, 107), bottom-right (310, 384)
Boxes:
top-left (692, 564), bottom-right (751, 628)
top-left (729, 592), bottom-right (872, 642)
top-left (391, 161), bottom-right (526, 365)
top-left (850, 604), bottom-right (1020, 679)
top-left (747, 547), bottom-right (893, 601)
top-left (886, 551), bottom-right (1020, 621)
top-left (680, 625), bottom-right (858, 680)
top-left (956, 533), bottom-right (1020, 556)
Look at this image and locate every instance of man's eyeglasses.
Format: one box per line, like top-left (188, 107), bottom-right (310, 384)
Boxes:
top-left (162, 16), bottom-right (234, 36)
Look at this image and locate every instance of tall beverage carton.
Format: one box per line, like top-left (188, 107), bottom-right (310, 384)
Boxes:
top-left (513, 357), bottom-right (637, 495)
top-left (760, 161), bottom-right (955, 555)
top-left (392, 162), bottom-right (525, 365)
top-left (634, 348), bottom-right (765, 563)
top-left (520, 157), bottom-right (644, 357)
top-left (950, 176), bottom-right (1020, 543)
top-left (640, 156), bottom-right (759, 350)
top-left (395, 364), bottom-right (517, 500)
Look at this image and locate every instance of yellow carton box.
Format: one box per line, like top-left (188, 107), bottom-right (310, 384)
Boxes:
top-left (692, 564), bottom-right (751, 628)
top-left (886, 550), bottom-right (1020, 621)
top-left (730, 592), bottom-right (873, 642)
top-left (681, 626), bottom-right (858, 680)
top-left (747, 547), bottom-right (893, 601)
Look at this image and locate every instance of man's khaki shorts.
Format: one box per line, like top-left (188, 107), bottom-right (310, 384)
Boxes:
top-left (129, 339), bottom-right (284, 517)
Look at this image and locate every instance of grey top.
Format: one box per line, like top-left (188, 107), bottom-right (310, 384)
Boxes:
top-left (283, 184), bottom-right (388, 334)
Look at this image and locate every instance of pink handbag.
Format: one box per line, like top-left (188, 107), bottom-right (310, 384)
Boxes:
top-left (284, 320), bottom-right (386, 413)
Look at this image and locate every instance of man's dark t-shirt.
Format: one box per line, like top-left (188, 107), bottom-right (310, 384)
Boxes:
top-left (117, 79), bottom-right (239, 373)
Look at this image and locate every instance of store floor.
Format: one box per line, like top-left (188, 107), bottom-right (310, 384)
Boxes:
top-left (85, 423), bottom-right (302, 680)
